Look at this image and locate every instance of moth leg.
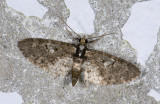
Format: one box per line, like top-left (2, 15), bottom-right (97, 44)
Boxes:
top-left (63, 70), bottom-right (72, 86)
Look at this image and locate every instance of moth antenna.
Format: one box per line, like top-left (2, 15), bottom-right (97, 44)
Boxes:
top-left (88, 33), bottom-right (115, 44)
top-left (57, 16), bottom-right (81, 39)
top-left (88, 10), bottom-right (120, 44)
top-left (65, 27), bottom-right (78, 40)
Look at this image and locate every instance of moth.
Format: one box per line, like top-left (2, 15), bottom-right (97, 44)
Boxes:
top-left (18, 17), bottom-right (140, 86)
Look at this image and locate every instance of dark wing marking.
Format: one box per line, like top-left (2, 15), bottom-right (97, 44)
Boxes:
top-left (18, 38), bottom-right (76, 75)
top-left (83, 49), bottom-right (140, 86)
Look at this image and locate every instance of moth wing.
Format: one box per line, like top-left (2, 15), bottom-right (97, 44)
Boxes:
top-left (83, 49), bottom-right (140, 86)
top-left (18, 38), bottom-right (76, 76)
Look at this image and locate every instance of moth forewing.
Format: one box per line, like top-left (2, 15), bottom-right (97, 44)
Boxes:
top-left (84, 49), bottom-right (140, 85)
top-left (17, 38), bottom-right (76, 74)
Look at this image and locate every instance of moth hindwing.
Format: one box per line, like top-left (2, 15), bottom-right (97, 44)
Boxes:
top-left (18, 36), bottom-right (140, 86)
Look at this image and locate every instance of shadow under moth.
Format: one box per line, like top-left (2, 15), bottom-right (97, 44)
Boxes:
top-left (18, 17), bottom-right (140, 87)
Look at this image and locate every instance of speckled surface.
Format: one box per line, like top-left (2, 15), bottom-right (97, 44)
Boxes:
top-left (0, 0), bottom-right (160, 104)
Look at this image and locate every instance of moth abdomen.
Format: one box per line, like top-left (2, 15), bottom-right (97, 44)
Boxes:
top-left (71, 57), bottom-right (85, 86)
top-left (72, 69), bottom-right (81, 86)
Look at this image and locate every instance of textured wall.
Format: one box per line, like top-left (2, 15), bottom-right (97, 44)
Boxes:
top-left (0, 0), bottom-right (160, 104)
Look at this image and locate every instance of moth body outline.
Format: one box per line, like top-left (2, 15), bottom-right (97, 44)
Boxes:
top-left (17, 17), bottom-right (141, 87)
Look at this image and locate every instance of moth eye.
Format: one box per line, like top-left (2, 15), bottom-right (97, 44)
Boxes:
top-left (85, 39), bottom-right (88, 43)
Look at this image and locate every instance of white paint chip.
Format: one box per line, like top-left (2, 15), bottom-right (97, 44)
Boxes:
top-left (122, 0), bottom-right (160, 65)
top-left (64, 0), bottom-right (95, 34)
top-left (6, 0), bottom-right (48, 19)
top-left (147, 89), bottom-right (160, 102)
top-left (0, 92), bottom-right (23, 104)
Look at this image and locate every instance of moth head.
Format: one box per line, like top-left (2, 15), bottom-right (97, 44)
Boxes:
top-left (79, 36), bottom-right (88, 45)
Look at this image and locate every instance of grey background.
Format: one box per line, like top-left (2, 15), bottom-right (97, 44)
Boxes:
top-left (0, 0), bottom-right (160, 103)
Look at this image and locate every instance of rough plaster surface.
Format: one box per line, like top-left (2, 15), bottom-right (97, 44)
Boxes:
top-left (0, 0), bottom-right (160, 104)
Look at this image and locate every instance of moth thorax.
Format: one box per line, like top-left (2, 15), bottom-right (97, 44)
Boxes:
top-left (79, 45), bottom-right (85, 50)
top-left (78, 45), bottom-right (85, 57)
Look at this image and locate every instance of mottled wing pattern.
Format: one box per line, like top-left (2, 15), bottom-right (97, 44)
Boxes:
top-left (83, 49), bottom-right (140, 86)
top-left (18, 38), bottom-right (76, 75)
